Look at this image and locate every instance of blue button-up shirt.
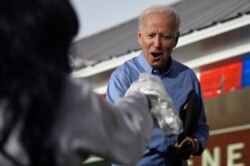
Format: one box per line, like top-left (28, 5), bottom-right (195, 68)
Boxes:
top-left (107, 52), bottom-right (209, 165)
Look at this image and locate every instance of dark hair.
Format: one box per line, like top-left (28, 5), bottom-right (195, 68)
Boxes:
top-left (0, 0), bottom-right (78, 165)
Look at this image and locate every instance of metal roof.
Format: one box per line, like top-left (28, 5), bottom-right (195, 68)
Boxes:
top-left (70, 0), bottom-right (250, 70)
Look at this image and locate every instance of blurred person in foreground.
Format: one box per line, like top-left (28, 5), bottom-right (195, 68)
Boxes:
top-left (0, 0), bottom-right (162, 165)
top-left (107, 4), bottom-right (209, 166)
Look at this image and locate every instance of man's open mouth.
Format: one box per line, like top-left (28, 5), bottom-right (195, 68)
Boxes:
top-left (151, 52), bottom-right (162, 58)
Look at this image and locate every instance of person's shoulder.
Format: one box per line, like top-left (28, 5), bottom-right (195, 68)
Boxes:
top-left (111, 56), bottom-right (138, 78)
top-left (62, 76), bottom-right (84, 96)
top-left (172, 59), bottom-right (197, 77)
top-left (172, 59), bottom-right (188, 68)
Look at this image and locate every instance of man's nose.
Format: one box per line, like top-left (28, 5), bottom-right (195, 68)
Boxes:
top-left (153, 36), bottom-right (162, 48)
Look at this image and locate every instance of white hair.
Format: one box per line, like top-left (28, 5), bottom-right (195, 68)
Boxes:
top-left (138, 4), bottom-right (180, 31)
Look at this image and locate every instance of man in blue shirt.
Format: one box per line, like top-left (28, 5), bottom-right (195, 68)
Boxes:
top-left (107, 4), bottom-right (209, 166)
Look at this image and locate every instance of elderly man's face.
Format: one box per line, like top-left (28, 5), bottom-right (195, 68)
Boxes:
top-left (137, 12), bottom-right (179, 71)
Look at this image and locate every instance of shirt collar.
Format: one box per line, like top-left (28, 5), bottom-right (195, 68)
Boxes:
top-left (138, 51), bottom-right (173, 76)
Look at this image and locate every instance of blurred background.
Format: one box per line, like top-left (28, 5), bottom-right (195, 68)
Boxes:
top-left (70, 0), bottom-right (179, 40)
top-left (70, 0), bottom-right (250, 165)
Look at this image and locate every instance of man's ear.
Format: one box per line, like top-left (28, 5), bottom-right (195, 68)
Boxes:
top-left (137, 30), bottom-right (142, 45)
top-left (173, 32), bottom-right (180, 48)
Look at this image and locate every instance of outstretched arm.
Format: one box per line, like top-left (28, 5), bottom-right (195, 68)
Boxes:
top-left (53, 78), bottom-right (153, 165)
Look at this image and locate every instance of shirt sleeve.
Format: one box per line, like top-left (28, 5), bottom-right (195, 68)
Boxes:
top-left (106, 69), bottom-right (131, 103)
top-left (52, 78), bottom-right (153, 165)
top-left (191, 76), bottom-right (209, 155)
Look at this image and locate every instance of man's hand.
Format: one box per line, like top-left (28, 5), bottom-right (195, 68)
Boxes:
top-left (177, 136), bottom-right (199, 155)
top-left (166, 136), bottom-right (199, 162)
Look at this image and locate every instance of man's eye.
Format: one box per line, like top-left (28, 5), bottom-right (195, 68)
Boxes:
top-left (146, 34), bottom-right (155, 38)
top-left (162, 35), bottom-right (172, 40)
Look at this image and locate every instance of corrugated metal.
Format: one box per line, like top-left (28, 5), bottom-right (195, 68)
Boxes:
top-left (70, 0), bottom-right (250, 69)
top-left (177, 0), bottom-right (250, 33)
top-left (70, 17), bottom-right (140, 67)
